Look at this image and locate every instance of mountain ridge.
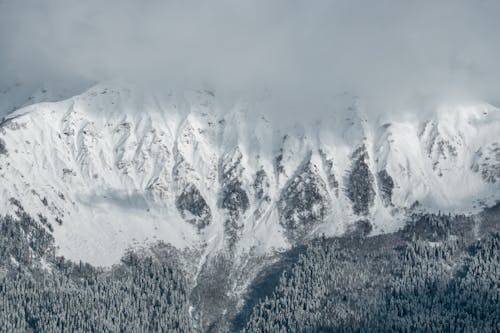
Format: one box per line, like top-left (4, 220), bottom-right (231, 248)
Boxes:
top-left (0, 81), bottom-right (499, 267)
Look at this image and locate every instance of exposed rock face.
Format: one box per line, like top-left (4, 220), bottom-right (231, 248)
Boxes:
top-left (253, 169), bottom-right (270, 201)
top-left (472, 142), bottom-right (500, 183)
top-left (222, 183), bottom-right (249, 220)
top-left (220, 148), bottom-right (249, 219)
top-left (346, 146), bottom-right (375, 215)
top-left (319, 149), bottom-right (339, 196)
top-left (176, 183), bottom-right (212, 229)
top-left (278, 159), bottom-right (331, 233)
top-left (219, 148), bottom-right (250, 245)
top-left (420, 120), bottom-right (463, 177)
top-left (377, 169), bottom-right (394, 206)
top-left (0, 138), bottom-right (6, 155)
top-left (252, 169), bottom-right (271, 220)
top-left (274, 149), bottom-right (285, 177)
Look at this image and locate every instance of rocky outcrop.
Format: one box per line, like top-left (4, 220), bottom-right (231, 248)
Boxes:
top-left (222, 183), bottom-right (249, 221)
top-left (252, 169), bottom-right (271, 220)
top-left (253, 169), bottom-right (270, 201)
top-left (220, 148), bottom-right (249, 220)
top-left (319, 149), bottom-right (339, 196)
top-left (472, 142), bottom-right (500, 183)
top-left (421, 121), bottom-right (462, 177)
top-left (346, 146), bottom-right (375, 215)
top-left (176, 183), bottom-right (212, 229)
top-left (219, 148), bottom-right (250, 245)
top-left (377, 169), bottom-right (394, 206)
top-left (0, 138), bottom-right (6, 155)
top-left (278, 158), bottom-right (331, 233)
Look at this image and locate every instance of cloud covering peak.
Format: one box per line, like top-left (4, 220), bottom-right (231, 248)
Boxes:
top-left (1, 0), bottom-right (500, 116)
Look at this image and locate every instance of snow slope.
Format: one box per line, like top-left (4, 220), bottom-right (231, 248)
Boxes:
top-left (0, 81), bottom-right (499, 266)
top-left (0, 80), bottom-right (92, 118)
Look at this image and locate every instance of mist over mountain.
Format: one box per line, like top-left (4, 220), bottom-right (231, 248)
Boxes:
top-left (2, 0), bottom-right (500, 118)
top-left (0, 1), bottom-right (499, 332)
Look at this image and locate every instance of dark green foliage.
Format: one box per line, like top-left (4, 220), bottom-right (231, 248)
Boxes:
top-left (0, 257), bottom-right (194, 332)
top-left (0, 215), bottom-right (194, 333)
top-left (404, 212), bottom-right (454, 241)
top-left (191, 254), bottom-right (236, 333)
top-left (1, 209), bottom-right (499, 332)
top-left (243, 217), bottom-right (500, 332)
top-left (0, 213), bottom-right (54, 268)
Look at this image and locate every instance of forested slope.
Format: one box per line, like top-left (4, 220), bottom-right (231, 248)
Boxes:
top-left (0, 213), bottom-right (194, 332)
top-left (242, 212), bottom-right (500, 332)
top-left (0, 208), bottom-right (499, 332)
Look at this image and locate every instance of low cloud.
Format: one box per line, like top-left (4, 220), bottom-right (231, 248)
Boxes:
top-left (1, 0), bottom-right (500, 118)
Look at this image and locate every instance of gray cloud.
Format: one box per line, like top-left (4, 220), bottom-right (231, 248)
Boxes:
top-left (1, 0), bottom-right (500, 118)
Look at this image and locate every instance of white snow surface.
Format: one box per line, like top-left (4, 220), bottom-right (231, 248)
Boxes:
top-left (0, 81), bottom-right (499, 266)
top-left (0, 80), bottom-right (92, 118)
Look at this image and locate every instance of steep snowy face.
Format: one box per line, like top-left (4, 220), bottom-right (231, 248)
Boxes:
top-left (0, 82), bottom-right (499, 265)
top-left (472, 143), bottom-right (500, 183)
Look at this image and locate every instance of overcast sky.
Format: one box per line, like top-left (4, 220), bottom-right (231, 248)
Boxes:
top-left (1, 0), bottom-right (500, 116)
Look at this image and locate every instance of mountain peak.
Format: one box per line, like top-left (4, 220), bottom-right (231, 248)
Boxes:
top-left (0, 82), bottom-right (498, 265)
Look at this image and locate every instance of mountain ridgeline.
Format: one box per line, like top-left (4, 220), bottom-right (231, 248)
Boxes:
top-left (0, 83), bottom-right (499, 267)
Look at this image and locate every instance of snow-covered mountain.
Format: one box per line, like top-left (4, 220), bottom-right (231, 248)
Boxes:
top-left (0, 79), bottom-right (92, 118)
top-left (0, 81), bottom-right (499, 268)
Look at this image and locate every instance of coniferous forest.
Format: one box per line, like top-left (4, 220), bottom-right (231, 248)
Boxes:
top-left (0, 207), bottom-right (499, 332)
